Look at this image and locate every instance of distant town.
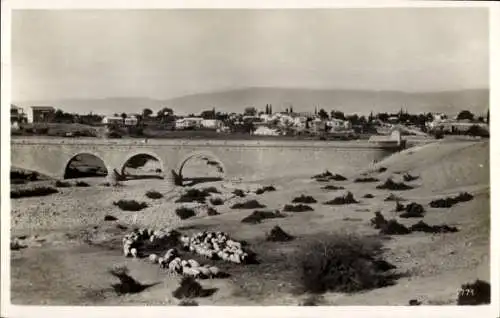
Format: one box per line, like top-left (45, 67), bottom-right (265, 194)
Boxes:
top-left (10, 103), bottom-right (490, 140)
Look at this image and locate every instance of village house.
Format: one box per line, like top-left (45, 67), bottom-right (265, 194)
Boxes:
top-left (31, 106), bottom-right (56, 123)
top-left (11, 104), bottom-right (28, 127)
top-left (175, 117), bottom-right (203, 130)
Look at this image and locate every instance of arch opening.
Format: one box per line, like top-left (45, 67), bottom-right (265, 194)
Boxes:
top-left (64, 153), bottom-right (108, 179)
top-left (177, 152), bottom-right (225, 186)
top-left (121, 153), bottom-right (164, 180)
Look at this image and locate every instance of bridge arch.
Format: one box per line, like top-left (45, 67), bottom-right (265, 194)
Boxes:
top-left (119, 151), bottom-right (165, 178)
top-left (176, 151), bottom-right (226, 182)
top-left (63, 152), bottom-right (109, 179)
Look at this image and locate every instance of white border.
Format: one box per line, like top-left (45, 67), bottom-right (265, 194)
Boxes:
top-left (1, 1), bottom-right (499, 318)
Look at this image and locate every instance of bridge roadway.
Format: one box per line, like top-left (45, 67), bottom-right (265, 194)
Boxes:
top-left (10, 137), bottom-right (401, 182)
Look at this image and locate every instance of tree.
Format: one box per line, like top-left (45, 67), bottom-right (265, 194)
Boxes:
top-left (318, 108), bottom-right (329, 120)
top-left (121, 113), bottom-right (127, 124)
top-left (244, 107), bottom-right (257, 116)
top-left (265, 104), bottom-right (270, 115)
top-left (142, 108), bottom-right (153, 118)
top-left (331, 110), bottom-right (345, 120)
top-left (457, 110), bottom-right (474, 121)
top-left (487, 109), bottom-right (490, 124)
top-left (290, 106), bottom-right (294, 113)
top-left (269, 104), bottom-right (273, 115)
top-left (377, 113), bottom-right (389, 122)
top-left (200, 109), bottom-right (216, 119)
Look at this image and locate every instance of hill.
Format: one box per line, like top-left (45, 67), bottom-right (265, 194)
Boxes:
top-left (14, 87), bottom-right (489, 117)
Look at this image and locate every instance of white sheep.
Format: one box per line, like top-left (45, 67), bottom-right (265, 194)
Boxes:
top-left (208, 266), bottom-right (220, 277)
top-left (181, 260), bottom-right (189, 267)
top-left (123, 244), bottom-right (131, 257)
top-left (149, 254), bottom-right (159, 263)
top-left (183, 267), bottom-right (201, 278)
top-left (187, 259), bottom-right (200, 268)
top-left (130, 248), bottom-right (138, 258)
top-left (168, 260), bottom-right (181, 273)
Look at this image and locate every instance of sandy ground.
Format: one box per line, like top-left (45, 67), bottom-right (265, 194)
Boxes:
top-left (9, 139), bottom-right (490, 306)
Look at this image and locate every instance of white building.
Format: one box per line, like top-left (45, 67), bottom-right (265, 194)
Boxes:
top-left (253, 126), bottom-right (280, 136)
top-left (201, 119), bottom-right (223, 129)
top-left (102, 116), bottom-right (124, 125)
top-left (175, 117), bottom-right (203, 130)
top-left (327, 118), bottom-right (351, 131)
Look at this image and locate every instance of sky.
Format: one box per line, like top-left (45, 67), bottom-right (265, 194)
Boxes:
top-left (11, 8), bottom-right (489, 102)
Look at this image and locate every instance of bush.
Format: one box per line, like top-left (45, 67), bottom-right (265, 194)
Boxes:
top-left (231, 199), bottom-right (266, 209)
top-left (403, 173), bottom-right (419, 182)
top-left (376, 178), bottom-right (413, 190)
top-left (11, 186), bottom-right (59, 199)
top-left (241, 210), bottom-right (284, 224)
top-left (384, 193), bottom-right (405, 201)
top-left (178, 299), bottom-right (199, 306)
top-left (75, 181), bottom-right (90, 187)
top-left (377, 167), bottom-right (387, 173)
top-left (266, 226), bottom-right (294, 242)
top-left (232, 189), bottom-right (246, 197)
top-left (104, 215), bottom-right (118, 221)
top-left (363, 194), bottom-right (374, 198)
top-left (354, 177), bottom-right (379, 183)
top-left (283, 204), bottom-right (314, 212)
top-left (321, 185), bottom-right (345, 190)
top-left (395, 201), bottom-right (405, 212)
top-left (203, 186), bottom-right (220, 194)
top-left (370, 212), bottom-right (388, 229)
top-left (113, 200), bottom-right (148, 211)
top-left (176, 207), bottom-right (196, 220)
top-left (207, 207), bottom-right (219, 216)
top-left (379, 220), bottom-right (411, 235)
top-left (466, 125), bottom-right (489, 138)
top-left (295, 234), bottom-right (398, 294)
top-left (176, 188), bottom-right (211, 203)
top-left (109, 266), bottom-right (147, 294)
top-left (255, 185), bottom-right (276, 195)
top-left (409, 221), bottom-right (458, 233)
top-left (429, 192), bottom-right (474, 208)
top-left (312, 171), bottom-right (347, 181)
top-left (145, 191), bottom-right (163, 199)
top-left (324, 191), bottom-right (358, 205)
top-left (399, 202), bottom-right (425, 218)
top-left (172, 277), bottom-right (204, 299)
top-left (55, 180), bottom-right (72, 188)
top-left (457, 280), bottom-right (491, 305)
top-left (292, 195), bottom-right (317, 204)
top-left (209, 197), bottom-right (224, 205)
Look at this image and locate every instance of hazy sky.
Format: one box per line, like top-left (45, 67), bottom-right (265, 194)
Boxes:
top-left (12, 8), bottom-right (489, 101)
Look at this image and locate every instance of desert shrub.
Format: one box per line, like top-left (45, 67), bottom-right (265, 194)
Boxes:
top-left (172, 277), bottom-right (204, 299)
top-left (370, 212), bottom-right (388, 229)
top-left (232, 189), bottom-right (246, 197)
top-left (409, 221), bottom-right (458, 233)
top-left (324, 191), bottom-right (358, 205)
top-left (395, 201), bottom-right (405, 212)
top-left (10, 240), bottom-right (27, 251)
top-left (255, 185), bottom-right (276, 195)
top-left (376, 178), bottom-right (413, 190)
top-left (377, 167), bottom-right (387, 173)
top-left (109, 266), bottom-right (147, 295)
top-left (312, 171), bottom-right (347, 181)
top-left (409, 299), bottom-right (422, 306)
top-left (363, 194), bottom-right (374, 198)
top-left (11, 186), bottom-right (58, 199)
top-left (457, 280), bottom-right (491, 305)
top-left (104, 215), bottom-right (118, 221)
top-left (113, 200), bottom-right (148, 211)
top-left (300, 295), bottom-right (322, 306)
top-left (75, 181), bottom-right (90, 187)
top-left (207, 207), bottom-right (219, 216)
top-left (403, 173), bottom-right (419, 182)
top-left (145, 191), bottom-right (163, 199)
top-left (176, 207), bottom-right (196, 220)
top-left (209, 197), bottom-right (224, 205)
top-left (171, 169), bottom-right (183, 186)
top-left (429, 192), bottom-right (474, 208)
top-left (466, 125), bottom-right (489, 138)
top-left (384, 193), bottom-right (405, 201)
top-left (321, 185), bottom-right (345, 190)
top-left (241, 210), bottom-right (284, 224)
top-left (354, 177), bottom-right (379, 183)
top-left (176, 188), bottom-right (211, 203)
top-left (283, 204), bottom-right (314, 212)
top-left (295, 234), bottom-right (398, 294)
top-left (379, 220), bottom-right (411, 235)
top-left (55, 180), bottom-right (72, 188)
top-left (399, 203), bottom-right (425, 218)
top-left (178, 299), bottom-right (199, 306)
top-left (266, 226), bottom-right (294, 242)
top-left (203, 186), bottom-right (220, 194)
top-left (231, 199), bottom-right (266, 209)
top-left (292, 194), bottom-right (317, 204)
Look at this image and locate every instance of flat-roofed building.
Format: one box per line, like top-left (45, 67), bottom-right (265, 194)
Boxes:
top-left (31, 106), bottom-right (56, 123)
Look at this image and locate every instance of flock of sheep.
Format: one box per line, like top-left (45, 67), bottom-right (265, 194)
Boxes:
top-left (121, 228), bottom-right (250, 279)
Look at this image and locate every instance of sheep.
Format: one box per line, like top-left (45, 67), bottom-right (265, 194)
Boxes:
top-left (149, 254), bottom-right (159, 263)
top-left (198, 266), bottom-right (211, 278)
top-left (130, 248), bottom-right (138, 258)
top-left (123, 244), bottom-right (131, 257)
top-left (182, 267), bottom-right (201, 278)
top-left (168, 259), bottom-right (182, 273)
top-left (181, 260), bottom-right (189, 267)
top-left (208, 266), bottom-right (220, 277)
top-left (188, 259), bottom-right (200, 268)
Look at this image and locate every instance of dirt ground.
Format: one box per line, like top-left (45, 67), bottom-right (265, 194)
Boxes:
top-left (9, 139), bottom-right (490, 306)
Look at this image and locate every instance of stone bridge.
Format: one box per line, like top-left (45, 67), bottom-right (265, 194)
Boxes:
top-left (11, 137), bottom-right (401, 183)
